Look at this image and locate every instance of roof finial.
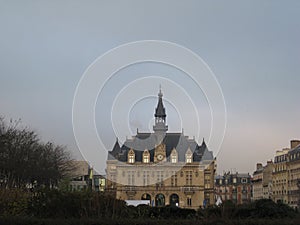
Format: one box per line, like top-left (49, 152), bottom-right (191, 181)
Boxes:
top-left (158, 85), bottom-right (163, 98)
top-left (202, 138), bottom-right (207, 147)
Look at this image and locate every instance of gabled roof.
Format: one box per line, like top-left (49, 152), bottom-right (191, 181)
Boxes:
top-left (108, 138), bottom-right (121, 160)
top-left (108, 132), bottom-right (213, 163)
top-left (112, 138), bottom-right (121, 153)
top-left (202, 148), bottom-right (214, 161)
top-left (107, 89), bottom-right (214, 163)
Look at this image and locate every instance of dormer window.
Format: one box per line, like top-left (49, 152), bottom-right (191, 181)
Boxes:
top-left (185, 148), bottom-right (193, 163)
top-left (170, 148), bottom-right (178, 163)
top-left (143, 149), bottom-right (150, 163)
top-left (128, 149), bottom-right (135, 164)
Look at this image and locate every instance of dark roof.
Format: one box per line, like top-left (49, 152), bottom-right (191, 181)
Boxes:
top-left (107, 89), bottom-right (214, 163)
top-left (289, 145), bottom-right (300, 154)
top-left (154, 90), bottom-right (166, 118)
top-left (108, 132), bottom-right (213, 162)
top-left (288, 145), bottom-right (300, 162)
top-left (112, 138), bottom-right (121, 153)
top-left (108, 139), bottom-right (121, 160)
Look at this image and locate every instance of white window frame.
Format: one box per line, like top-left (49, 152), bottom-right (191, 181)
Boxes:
top-left (186, 154), bottom-right (192, 163)
top-left (171, 154), bottom-right (177, 163)
top-left (128, 155), bottom-right (135, 163)
top-left (143, 155), bottom-right (150, 163)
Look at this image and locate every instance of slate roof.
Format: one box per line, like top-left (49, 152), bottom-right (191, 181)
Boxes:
top-left (289, 145), bottom-right (300, 154)
top-left (288, 145), bottom-right (300, 162)
top-left (108, 132), bottom-right (213, 163)
top-left (107, 88), bottom-right (214, 163)
top-left (108, 139), bottom-right (121, 160)
top-left (155, 89), bottom-right (166, 118)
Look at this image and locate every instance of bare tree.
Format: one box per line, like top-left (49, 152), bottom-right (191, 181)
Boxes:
top-left (0, 117), bottom-right (74, 189)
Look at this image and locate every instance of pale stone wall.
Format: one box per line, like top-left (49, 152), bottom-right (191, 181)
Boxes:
top-left (107, 160), bottom-right (215, 209)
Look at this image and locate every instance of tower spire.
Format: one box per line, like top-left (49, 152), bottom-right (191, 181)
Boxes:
top-left (155, 86), bottom-right (166, 118)
top-left (159, 84), bottom-right (162, 97)
top-left (153, 87), bottom-right (168, 136)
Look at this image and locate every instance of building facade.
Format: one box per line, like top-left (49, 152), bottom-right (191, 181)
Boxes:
top-left (252, 161), bottom-right (273, 201)
top-left (253, 140), bottom-right (300, 208)
top-left (69, 161), bottom-right (106, 192)
top-left (215, 172), bottom-right (252, 204)
top-left (262, 161), bottom-right (273, 199)
top-left (272, 147), bottom-right (290, 204)
top-left (270, 140), bottom-right (300, 208)
top-left (106, 89), bottom-right (216, 209)
top-left (252, 163), bottom-right (263, 201)
top-left (287, 143), bottom-right (300, 208)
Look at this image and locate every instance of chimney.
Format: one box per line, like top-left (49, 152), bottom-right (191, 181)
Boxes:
top-left (291, 140), bottom-right (300, 149)
top-left (267, 160), bottom-right (273, 165)
top-left (256, 163), bottom-right (263, 170)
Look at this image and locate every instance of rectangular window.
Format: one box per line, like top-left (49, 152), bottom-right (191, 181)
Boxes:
top-left (111, 174), bottom-right (116, 182)
top-left (156, 171), bottom-right (164, 186)
top-left (171, 155), bottom-right (177, 163)
top-left (129, 155), bottom-right (135, 163)
top-left (142, 171), bottom-right (149, 186)
top-left (186, 171), bottom-right (192, 186)
top-left (127, 171), bottom-right (135, 185)
top-left (143, 155), bottom-right (149, 163)
top-left (205, 175), bottom-right (210, 186)
top-left (127, 172), bottom-right (131, 185)
top-left (186, 155), bottom-right (192, 163)
top-left (187, 197), bottom-right (192, 206)
top-left (171, 172), bottom-right (177, 187)
top-left (241, 178), bottom-right (247, 183)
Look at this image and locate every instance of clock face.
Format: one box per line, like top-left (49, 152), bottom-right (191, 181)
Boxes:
top-left (157, 154), bottom-right (164, 161)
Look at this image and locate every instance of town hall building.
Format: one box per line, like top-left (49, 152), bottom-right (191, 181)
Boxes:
top-left (106, 89), bottom-right (216, 209)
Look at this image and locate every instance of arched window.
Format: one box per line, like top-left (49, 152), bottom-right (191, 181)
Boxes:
top-left (143, 149), bottom-right (150, 163)
top-left (185, 148), bottom-right (193, 163)
top-left (155, 193), bottom-right (165, 207)
top-left (170, 193), bottom-right (179, 207)
top-left (141, 193), bottom-right (151, 202)
top-left (170, 148), bottom-right (178, 163)
top-left (128, 149), bottom-right (135, 164)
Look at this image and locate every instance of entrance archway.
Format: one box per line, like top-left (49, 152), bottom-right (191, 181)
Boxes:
top-left (155, 193), bottom-right (165, 206)
top-left (169, 193), bottom-right (179, 206)
top-left (141, 193), bottom-right (151, 201)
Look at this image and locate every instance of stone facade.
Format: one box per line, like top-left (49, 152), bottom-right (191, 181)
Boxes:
top-left (286, 140), bottom-right (300, 208)
top-left (252, 163), bottom-right (263, 200)
top-left (262, 161), bottom-right (273, 199)
top-left (252, 161), bottom-right (273, 201)
top-left (273, 148), bottom-right (290, 204)
top-left (106, 89), bottom-right (215, 209)
top-left (260, 140), bottom-right (300, 208)
top-left (215, 172), bottom-right (252, 204)
top-left (69, 161), bottom-right (106, 192)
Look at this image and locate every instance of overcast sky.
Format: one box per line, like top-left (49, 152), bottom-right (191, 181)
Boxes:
top-left (1, 1), bottom-right (300, 174)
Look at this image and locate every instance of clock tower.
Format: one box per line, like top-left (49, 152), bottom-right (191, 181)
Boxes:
top-left (154, 143), bottom-right (167, 163)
